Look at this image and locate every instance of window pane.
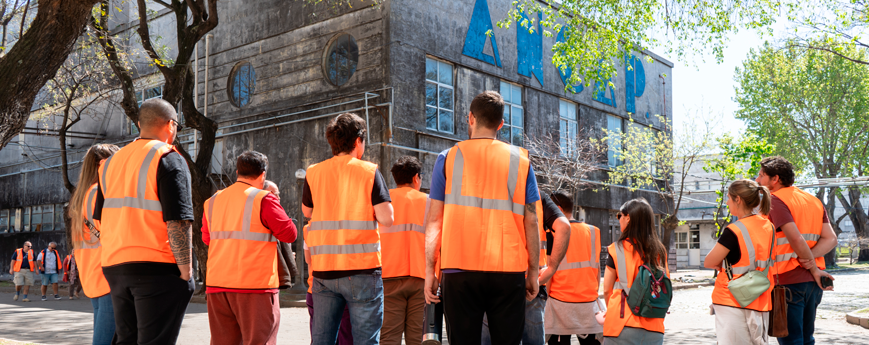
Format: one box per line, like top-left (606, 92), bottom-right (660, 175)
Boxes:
top-left (512, 128), bottom-right (523, 146)
top-left (559, 101), bottom-right (567, 119)
top-left (607, 115), bottom-right (622, 166)
top-left (425, 83), bottom-right (437, 107)
top-left (438, 87), bottom-right (453, 110)
top-left (438, 61), bottom-right (453, 85)
top-left (136, 91), bottom-right (143, 102)
top-left (512, 85), bottom-right (522, 104)
top-left (43, 205), bottom-right (53, 231)
top-left (23, 207), bottom-right (30, 232)
top-left (500, 81), bottom-right (511, 103)
top-left (0, 210), bottom-right (7, 233)
top-left (439, 110), bottom-right (454, 133)
top-left (55, 205), bottom-right (64, 230)
top-left (511, 106), bottom-right (523, 128)
top-left (32, 206), bottom-right (41, 231)
top-left (569, 122), bottom-right (577, 141)
top-left (426, 58), bottom-right (438, 81)
top-left (10, 211), bottom-right (16, 232)
top-left (499, 125), bottom-right (510, 142)
top-left (426, 106), bottom-right (437, 130)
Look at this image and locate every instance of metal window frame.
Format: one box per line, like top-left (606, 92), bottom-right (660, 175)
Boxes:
top-left (425, 57), bottom-right (456, 134)
top-left (558, 99), bottom-right (578, 156)
top-left (499, 80), bottom-right (524, 146)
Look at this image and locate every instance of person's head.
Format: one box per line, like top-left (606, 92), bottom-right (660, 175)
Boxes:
top-left (756, 156), bottom-right (795, 191)
top-left (550, 190), bottom-right (574, 219)
top-left (391, 156), bottom-right (423, 190)
top-left (48, 242), bottom-right (57, 250)
top-left (326, 113), bottom-right (367, 158)
top-left (264, 180), bottom-right (280, 200)
top-left (468, 91), bottom-right (505, 138)
top-left (69, 144), bottom-right (120, 253)
top-left (137, 98), bottom-right (181, 144)
top-left (23, 241), bottom-right (32, 250)
top-left (236, 151), bottom-right (268, 188)
top-left (727, 179), bottom-right (771, 217)
top-left (618, 198), bottom-right (667, 269)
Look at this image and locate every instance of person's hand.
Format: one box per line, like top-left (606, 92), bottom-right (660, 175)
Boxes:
top-left (525, 269), bottom-right (540, 301)
top-left (538, 266), bottom-right (555, 286)
top-left (799, 258), bottom-right (817, 270)
top-left (424, 270), bottom-right (440, 304)
top-left (809, 267), bottom-right (834, 291)
top-left (179, 265), bottom-right (192, 281)
top-left (8, 268), bottom-right (12, 275)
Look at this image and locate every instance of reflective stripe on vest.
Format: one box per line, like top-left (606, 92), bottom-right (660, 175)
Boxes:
top-left (444, 145), bottom-right (524, 215)
top-left (614, 242), bottom-right (630, 293)
top-left (207, 190), bottom-right (276, 242)
top-left (309, 220), bottom-right (379, 231)
top-left (101, 142), bottom-right (166, 212)
top-left (729, 221), bottom-right (772, 275)
top-left (310, 243), bottom-right (381, 256)
top-left (557, 225), bottom-right (600, 271)
top-left (13, 248), bottom-right (35, 272)
top-left (776, 233), bottom-right (821, 246)
top-left (380, 223), bottom-right (425, 234)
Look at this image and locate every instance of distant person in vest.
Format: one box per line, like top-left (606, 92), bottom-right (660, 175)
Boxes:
top-left (37, 241), bottom-right (63, 301)
top-left (69, 143), bottom-right (119, 345)
top-left (93, 98), bottom-right (195, 344)
top-left (424, 90), bottom-right (541, 345)
top-left (303, 224), bottom-right (355, 344)
top-left (482, 191), bottom-right (571, 345)
top-left (603, 198), bottom-right (668, 345)
top-left (380, 156), bottom-right (429, 345)
top-left (755, 156), bottom-right (836, 345)
top-left (303, 112), bottom-right (394, 345)
top-left (10, 241), bottom-right (36, 302)
top-left (63, 251), bottom-right (83, 300)
top-left (546, 191), bottom-right (603, 345)
top-left (264, 180), bottom-right (298, 290)
top-left (202, 151), bottom-right (298, 345)
top-left (703, 179), bottom-right (776, 344)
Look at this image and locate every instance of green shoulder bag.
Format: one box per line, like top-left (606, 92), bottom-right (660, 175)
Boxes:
top-left (724, 220), bottom-right (775, 308)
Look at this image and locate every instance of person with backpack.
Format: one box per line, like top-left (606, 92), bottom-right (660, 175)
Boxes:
top-left (602, 198), bottom-right (671, 345)
top-left (703, 179), bottom-right (775, 344)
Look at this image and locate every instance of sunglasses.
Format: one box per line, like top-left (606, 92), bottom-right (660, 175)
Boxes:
top-left (617, 213), bottom-right (624, 220)
top-left (171, 119), bottom-right (184, 131)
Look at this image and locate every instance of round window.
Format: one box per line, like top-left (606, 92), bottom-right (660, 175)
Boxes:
top-left (228, 62), bottom-right (256, 108)
top-left (323, 33), bottom-right (359, 86)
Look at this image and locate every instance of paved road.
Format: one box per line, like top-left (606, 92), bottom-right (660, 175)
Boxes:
top-left (2, 271), bottom-right (868, 344)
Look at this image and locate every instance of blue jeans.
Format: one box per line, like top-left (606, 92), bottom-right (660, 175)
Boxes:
top-left (311, 271), bottom-right (384, 345)
top-left (482, 286), bottom-right (548, 345)
top-left (778, 282), bottom-right (823, 345)
top-left (40, 273), bottom-right (59, 285)
top-left (90, 294), bottom-right (115, 345)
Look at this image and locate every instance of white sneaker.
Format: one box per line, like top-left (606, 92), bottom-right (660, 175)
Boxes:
top-left (22, 298), bottom-right (30, 302)
top-left (68, 296), bottom-right (75, 300)
top-left (13, 294), bottom-right (19, 301)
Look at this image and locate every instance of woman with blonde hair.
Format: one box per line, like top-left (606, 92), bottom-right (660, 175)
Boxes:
top-left (68, 143), bottom-right (119, 345)
top-left (703, 179), bottom-right (775, 344)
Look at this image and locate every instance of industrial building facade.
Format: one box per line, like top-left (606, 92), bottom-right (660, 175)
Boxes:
top-left (0, 0), bottom-right (673, 280)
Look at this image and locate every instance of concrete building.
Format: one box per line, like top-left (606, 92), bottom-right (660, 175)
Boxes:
top-left (0, 0), bottom-right (673, 283)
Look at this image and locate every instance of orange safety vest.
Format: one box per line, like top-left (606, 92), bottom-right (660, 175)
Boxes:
top-left (441, 139), bottom-right (531, 272)
top-left (303, 225), bottom-right (313, 294)
top-left (711, 216), bottom-right (775, 311)
top-left (205, 182), bottom-right (278, 289)
top-left (604, 240), bottom-right (667, 337)
top-left (550, 222), bottom-right (600, 303)
top-left (306, 155), bottom-right (381, 272)
top-left (536, 199), bottom-right (547, 269)
top-left (98, 139), bottom-right (179, 267)
top-left (380, 187), bottom-right (429, 279)
top-left (76, 183), bottom-right (111, 298)
top-left (39, 249), bottom-right (62, 274)
top-left (13, 248), bottom-right (35, 272)
top-left (772, 186), bottom-right (826, 273)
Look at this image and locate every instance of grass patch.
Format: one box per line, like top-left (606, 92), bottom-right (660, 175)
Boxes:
top-left (0, 281), bottom-right (14, 287)
top-left (854, 307), bottom-right (869, 315)
top-left (831, 262), bottom-right (869, 270)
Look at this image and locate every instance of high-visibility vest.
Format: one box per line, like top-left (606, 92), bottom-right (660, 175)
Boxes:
top-left (13, 248), bottom-right (35, 272)
top-left (536, 199), bottom-right (547, 269)
top-left (204, 182), bottom-right (277, 289)
top-left (303, 225), bottom-right (312, 294)
top-left (711, 216), bottom-right (775, 311)
top-left (76, 183), bottom-right (111, 298)
top-left (380, 187), bottom-right (429, 279)
top-left (772, 186), bottom-right (826, 273)
top-left (441, 139), bottom-right (531, 272)
top-left (98, 139), bottom-right (179, 267)
top-left (39, 249), bottom-right (62, 274)
top-left (549, 222), bottom-right (600, 303)
top-left (306, 155), bottom-right (381, 272)
top-left (604, 240), bottom-right (667, 337)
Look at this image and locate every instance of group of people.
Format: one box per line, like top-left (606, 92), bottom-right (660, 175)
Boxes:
top-left (9, 240), bottom-right (82, 302)
top-left (6, 90), bottom-right (836, 345)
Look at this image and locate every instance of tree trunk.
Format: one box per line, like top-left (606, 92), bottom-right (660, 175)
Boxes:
top-left (0, 0), bottom-right (100, 150)
top-left (819, 188), bottom-right (838, 267)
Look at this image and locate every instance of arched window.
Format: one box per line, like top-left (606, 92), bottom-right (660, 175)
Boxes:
top-left (323, 33), bottom-right (359, 86)
top-left (228, 62), bottom-right (256, 108)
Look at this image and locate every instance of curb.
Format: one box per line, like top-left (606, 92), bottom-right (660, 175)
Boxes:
top-left (826, 267), bottom-right (869, 274)
top-left (845, 312), bottom-right (869, 329)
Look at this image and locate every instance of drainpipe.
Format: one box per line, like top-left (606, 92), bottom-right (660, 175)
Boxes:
top-left (193, 42), bottom-right (199, 158)
top-left (205, 34), bottom-right (213, 119)
top-left (659, 74), bottom-right (667, 119)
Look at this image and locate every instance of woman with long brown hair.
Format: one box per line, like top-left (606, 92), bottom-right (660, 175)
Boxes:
top-left (68, 143), bottom-right (118, 345)
top-left (703, 179), bottom-right (775, 344)
top-left (602, 198), bottom-right (668, 344)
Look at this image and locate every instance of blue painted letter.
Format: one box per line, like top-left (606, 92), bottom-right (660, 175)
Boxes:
top-left (625, 55), bottom-right (645, 114)
top-left (555, 28), bottom-right (582, 93)
top-left (462, 0), bottom-right (501, 67)
top-left (517, 11), bottom-right (544, 86)
top-left (593, 71), bottom-right (617, 108)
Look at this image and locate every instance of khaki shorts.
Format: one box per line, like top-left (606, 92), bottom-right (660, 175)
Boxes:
top-left (13, 270), bottom-right (35, 286)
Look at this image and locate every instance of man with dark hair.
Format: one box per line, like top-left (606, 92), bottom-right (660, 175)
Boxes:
top-left (94, 97), bottom-right (196, 344)
top-left (303, 113), bottom-right (394, 345)
top-left (381, 156), bottom-right (428, 345)
top-left (203, 150), bottom-right (297, 344)
top-left (756, 156), bottom-right (837, 345)
top-left (425, 91), bottom-right (541, 344)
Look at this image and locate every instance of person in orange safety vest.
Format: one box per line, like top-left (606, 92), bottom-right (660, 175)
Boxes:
top-left (10, 241), bottom-right (36, 302)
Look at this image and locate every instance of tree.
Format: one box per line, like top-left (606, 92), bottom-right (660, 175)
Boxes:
top-left (0, 0), bottom-right (104, 150)
top-left (786, 0), bottom-right (869, 66)
top-left (600, 114), bottom-right (714, 252)
top-left (735, 39), bottom-right (869, 261)
top-left (525, 130), bottom-right (603, 196)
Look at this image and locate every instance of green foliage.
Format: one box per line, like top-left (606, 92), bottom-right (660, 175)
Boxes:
top-left (600, 115), bottom-right (672, 194)
top-left (498, 0), bottom-right (783, 91)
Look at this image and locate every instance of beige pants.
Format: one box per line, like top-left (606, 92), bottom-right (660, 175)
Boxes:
top-left (713, 304), bottom-right (769, 345)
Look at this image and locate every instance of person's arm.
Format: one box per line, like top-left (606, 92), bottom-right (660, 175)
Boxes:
top-left (703, 243), bottom-right (730, 271)
top-left (373, 202), bottom-right (394, 228)
top-left (603, 266), bottom-right (616, 305)
top-left (539, 217), bottom-right (570, 286)
top-left (167, 220), bottom-right (193, 281)
top-left (9, 253), bottom-right (15, 275)
top-left (809, 223), bottom-right (837, 259)
top-left (37, 252), bottom-right (44, 272)
top-left (301, 178), bottom-right (313, 218)
top-left (260, 194), bottom-right (298, 243)
top-left (523, 202), bottom-right (540, 301)
top-left (202, 213), bottom-right (211, 246)
top-left (424, 199), bottom-right (445, 304)
top-left (781, 222), bottom-right (833, 289)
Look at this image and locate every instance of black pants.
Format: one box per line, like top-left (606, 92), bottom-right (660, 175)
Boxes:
top-left (548, 334), bottom-right (601, 345)
top-left (103, 267), bottom-right (194, 345)
top-left (442, 271), bottom-right (525, 345)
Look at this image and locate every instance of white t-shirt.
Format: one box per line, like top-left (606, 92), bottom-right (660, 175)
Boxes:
top-left (37, 250), bottom-right (58, 274)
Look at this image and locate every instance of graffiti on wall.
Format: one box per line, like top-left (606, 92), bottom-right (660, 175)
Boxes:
top-left (516, 11), bottom-right (544, 86)
top-left (462, 0), bottom-right (502, 67)
top-left (625, 54), bottom-right (646, 114)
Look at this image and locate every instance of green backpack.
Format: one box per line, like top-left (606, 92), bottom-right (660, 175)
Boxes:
top-left (614, 242), bottom-right (673, 319)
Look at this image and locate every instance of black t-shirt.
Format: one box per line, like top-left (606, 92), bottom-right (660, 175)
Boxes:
top-left (540, 194), bottom-right (564, 256)
top-left (93, 150), bottom-right (194, 273)
top-left (302, 169), bottom-right (391, 279)
top-left (717, 228), bottom-right (742, 265)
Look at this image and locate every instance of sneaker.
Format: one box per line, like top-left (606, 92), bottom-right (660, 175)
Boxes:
top-left (13, 294), bottom-right (19, 301)
top-left (68, 296), bottom-right (75, 300)
top-left (41, 295), bottom-right (47, 301)
top-left (54, 295), bottom-right (61, 300)
top-left (22, 298), bottom-right (30, 302)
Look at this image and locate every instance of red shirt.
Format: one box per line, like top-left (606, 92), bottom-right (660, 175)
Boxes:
top-left (203, 192), bottom-right (297, 294)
